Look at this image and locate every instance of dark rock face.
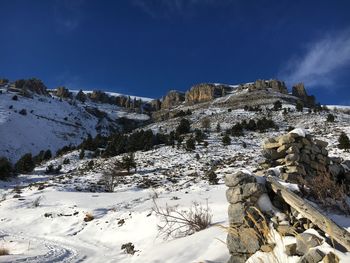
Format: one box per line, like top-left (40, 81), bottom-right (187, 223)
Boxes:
top-left (292, 83), bottom-right (316, 107)
top-left (75, 90), bottom-right (87, 102)
top-left (185, 83), bottom-right (229, 104)
top-left (161, 90), bottom-right (185, 109)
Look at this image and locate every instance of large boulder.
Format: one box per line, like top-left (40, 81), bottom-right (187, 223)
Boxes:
top-left (296, 232), bottom-right (323, 256)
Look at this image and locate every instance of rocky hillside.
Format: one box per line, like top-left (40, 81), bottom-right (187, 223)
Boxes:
top-left (0, 79), bottom-right (151, 162)
top-left (151, 79), bottom-right (317, 121)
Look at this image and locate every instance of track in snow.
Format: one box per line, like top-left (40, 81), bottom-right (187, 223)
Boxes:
top-left (0, 231), bottom-right (83, 263)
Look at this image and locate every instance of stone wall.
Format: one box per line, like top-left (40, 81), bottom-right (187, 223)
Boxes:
top-left (224, 130), bottom-right (347, 262)
top-left (260, 129), bottom-right (350, 184)
top-left (224, 171), bottom-right (266, 262)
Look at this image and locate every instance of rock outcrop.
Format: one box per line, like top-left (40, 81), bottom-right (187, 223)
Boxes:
top-left (55, 86), bottom-right (72, 99)
top-left (292, 83), bottom-right (316, 107)
top-left (161, 90), bottom-right (185, 109)
top-left (13, 78), bottom-right (49, 96)
top-left (237, 79), bottom-right (288, 94)
top-left (185, 83), bottom-right (229, 105)
top-left (75, 90), bottom-right (87, 102)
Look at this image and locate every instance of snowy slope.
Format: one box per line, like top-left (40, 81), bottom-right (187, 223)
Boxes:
top-left (0, 90), bottom-right (149, 162)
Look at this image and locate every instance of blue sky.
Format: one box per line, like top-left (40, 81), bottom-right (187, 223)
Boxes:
top-left (0, 0), bottom-right (350, 104)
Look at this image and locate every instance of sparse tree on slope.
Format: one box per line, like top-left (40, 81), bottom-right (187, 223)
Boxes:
top-left (338, 132), bottom-right (350, 150)
top-left (122, 152), bottom-right (137, 173)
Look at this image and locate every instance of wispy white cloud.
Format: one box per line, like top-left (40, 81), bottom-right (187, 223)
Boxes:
top-left (132, 0), bottom-right (220, 18)
top-left (281, 29), bottom-right (350, 88)
top-left (54, 0), bottom-right (85, 32)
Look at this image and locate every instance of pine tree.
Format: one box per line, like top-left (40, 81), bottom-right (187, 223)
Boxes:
top-left (185, 137), bottom-right (196, 151)
top-left (0, 157), bottom-right (12, 180)
top-left (176, 118), bottom-right (191, 136)
top-left (207, 170), bottom-right (219, 185)
top-left (338, 132), bottom-right (350, 150)
top-left (273, 100), bottom-right (282, 111)
top-left (326, 113), bottom-right (335, 122)
top-left (222, 134), bottom-right (231, 146)
top-left (43, 149), bottom-right (52, 160)
top-left (15, 153), bottom-right (35, 174)
top-left (79, 149), bottom-right (85, 159)
top-left (296, 101), bottom-right (303, 112)
top-left (216, 123), bottom-right (221, 132)
top-left (122, 153), bottom-right (137, 173)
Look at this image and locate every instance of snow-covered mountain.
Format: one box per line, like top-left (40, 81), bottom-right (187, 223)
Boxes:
top-left (1, 78), bottom-right (350, 263)
top-left (0, 85), bottom-right (151, 162)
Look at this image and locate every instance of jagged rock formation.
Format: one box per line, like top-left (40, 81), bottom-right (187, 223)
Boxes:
top-left (185, 83), bottom-right (229, 105)
top-left (237, 79), bottom-right (288, 94)
top-left (76, 90), bottom-right (87, 102)
top-left (161, 90), bottom-right (185, 109)
top-left (292, 83), bottom-right (316, 107)
top-left (0, 79), bottom-right (9, 86)
top-left (88, 90), bottom-right (112, 104)
top-left (55, 86), bottom-right (72, 99)
top-left (149, 99), bottom-right (162, 111)
top-left (10, 78), bottom-right (49, 96)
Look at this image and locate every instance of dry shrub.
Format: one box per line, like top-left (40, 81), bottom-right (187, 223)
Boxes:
top-left (300, 170), bottom-right (350, 214)
top-left (0, 247), bottom-right (9, 256)
top-left (153, 199), bottom-right (212, 239)
top-left (102, 161), bottom-right (127, 192)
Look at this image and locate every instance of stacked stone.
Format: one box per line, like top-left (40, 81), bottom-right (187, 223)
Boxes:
top-left (224, 171), bottom-right (266, 263)
top-left (261, 130), bottom-right (331, 183)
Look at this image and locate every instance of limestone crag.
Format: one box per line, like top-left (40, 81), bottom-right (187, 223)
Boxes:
top-left (185, 83), bottom-right (230, 105)
top-left (292, 83), bottom-right (316, 107)
top-left (161, 90), bottom-right (185, 109)
top-left (55, 86), bottom-right (72, 99)
top-left (12, 78), bottom-right (49, 96)
top-left (237, 79), bottom-right (288, 94)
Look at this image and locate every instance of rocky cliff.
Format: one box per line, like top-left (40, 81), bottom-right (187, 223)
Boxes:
top-left (185, 83), bottom-right (230, 105)
top-left (161, 90), bottom-right (185, 109)
top-left (237, 79), bottom-right (288, 94)
top-left (292, 83), bottom-right (316, 107)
